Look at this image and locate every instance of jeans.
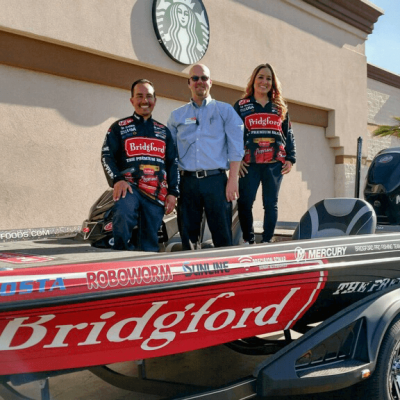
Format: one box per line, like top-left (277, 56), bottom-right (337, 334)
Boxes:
top-left (112, 188), bottom-right (164, 252)
top-left (179, 173), bottom-right (232, 250)
top-left (238, 162), bottom-right (283, 243)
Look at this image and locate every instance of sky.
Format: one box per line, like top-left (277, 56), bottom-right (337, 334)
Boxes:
top-left (366, 0), bottom-right (400, 75)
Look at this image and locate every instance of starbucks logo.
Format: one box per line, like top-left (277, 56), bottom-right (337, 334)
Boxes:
top-left (152, 0), bottom-right (210, 65)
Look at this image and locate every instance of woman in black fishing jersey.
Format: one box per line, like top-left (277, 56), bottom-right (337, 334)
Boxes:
top-left (234, 64), bottom-right (296, 244)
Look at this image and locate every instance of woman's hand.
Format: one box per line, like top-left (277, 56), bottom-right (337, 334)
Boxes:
top-left (281, 160), bottom-right (293, 175)
top-left (239, 160), bottom-right (249, 178)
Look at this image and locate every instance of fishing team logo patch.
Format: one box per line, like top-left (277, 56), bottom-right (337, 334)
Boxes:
top-left (152, 0), bottom-right (210, 65)
top-left (125, 138), bottom-right (166, 158)
top-left (245, 113), bottom-right (282, 131)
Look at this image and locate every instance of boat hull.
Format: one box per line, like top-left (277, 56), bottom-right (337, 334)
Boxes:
top-left (1, 233), bottom-right (400, 375)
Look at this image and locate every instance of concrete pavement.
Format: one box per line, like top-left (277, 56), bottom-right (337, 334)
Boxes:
top-left (1, 342), bottom-right (355, 400)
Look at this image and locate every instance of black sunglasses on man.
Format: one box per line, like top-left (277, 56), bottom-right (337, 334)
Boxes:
top-left (190, 75), bottom-right (209, 82)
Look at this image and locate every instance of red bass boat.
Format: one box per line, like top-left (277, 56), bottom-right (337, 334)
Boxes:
top-left (2, 197), bottom-right (400, 399)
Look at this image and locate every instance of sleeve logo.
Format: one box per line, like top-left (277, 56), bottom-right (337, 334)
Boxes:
top-left (119, 118), bottom-right (134, 127)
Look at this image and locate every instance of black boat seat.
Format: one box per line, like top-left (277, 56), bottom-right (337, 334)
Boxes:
top-left (292, 198), bottom-right (376, 240)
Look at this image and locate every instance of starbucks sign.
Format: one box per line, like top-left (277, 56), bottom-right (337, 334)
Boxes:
top-left (152, 0), bottom-right (210, 65)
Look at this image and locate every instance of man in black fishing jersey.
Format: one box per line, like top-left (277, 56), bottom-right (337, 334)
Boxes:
top-left (101, 79), bottom-right (179, 251)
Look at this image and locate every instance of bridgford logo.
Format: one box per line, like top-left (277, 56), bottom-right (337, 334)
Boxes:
top-left (125, 138), bottom-right (166, 158)
top-left (152, 0), bottom-right (210, 65)
top-left (0, 290), bottom-right (300, 352)
top-left (245, 113), bottom-right (282, 130)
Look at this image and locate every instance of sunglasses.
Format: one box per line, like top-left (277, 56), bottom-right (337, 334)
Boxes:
top-left (190, 75), bottom-right (209, 82)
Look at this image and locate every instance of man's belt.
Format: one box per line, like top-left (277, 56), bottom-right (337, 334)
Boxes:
top-left (181, 169), bottom-right (225, 178)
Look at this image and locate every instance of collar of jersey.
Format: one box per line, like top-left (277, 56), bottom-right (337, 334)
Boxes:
top-left (133, 112), bottom-right (152, 124)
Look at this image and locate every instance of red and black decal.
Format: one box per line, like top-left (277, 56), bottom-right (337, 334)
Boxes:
top-left (125, 138), bottom-right (166, 158)
top-left (245, 113), bottom-right (282, 131)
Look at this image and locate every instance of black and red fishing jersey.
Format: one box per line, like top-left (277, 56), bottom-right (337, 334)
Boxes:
top-left (101, 113), bottom-right (179, 206)
top-left (234, 97), bottom-right (296, 165)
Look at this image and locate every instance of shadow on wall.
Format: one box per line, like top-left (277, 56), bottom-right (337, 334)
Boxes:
top-left (368, 82), bottom-right (400, 127)
top-left (253, 124), bottom-right (335, 224)
top-left (284, 123), bottom-right (335, 220)
top-left (0, 65), bottom-right (133, 127)
top-left (232, 0), bottom-right (365, 48)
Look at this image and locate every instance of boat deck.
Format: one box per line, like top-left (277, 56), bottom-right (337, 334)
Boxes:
top-left (0, 236), bottom-right (148, 270)
top-left (2, 220), bottom-right (395, 271)
top-left (0, 221), bottom-right (297, 270)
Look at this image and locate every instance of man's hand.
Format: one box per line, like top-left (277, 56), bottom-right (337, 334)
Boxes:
top-left (226, 178), bottom-right (239, 202)
top-left (226, 160), bottom-right (241, 202)
top-left (281, 160), bottom-right (293, 175)
top-left (239, 160), bottom-right (249, 178)
top-left (113, 180), bottom-right (133, 201)
top-left (164, 195), bottom-right (177, 215)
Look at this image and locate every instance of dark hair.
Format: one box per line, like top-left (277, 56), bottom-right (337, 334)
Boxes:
top-left (243, 63), bottom-right (287, 120)
top-left (131, 79), bottom-right (156, 98)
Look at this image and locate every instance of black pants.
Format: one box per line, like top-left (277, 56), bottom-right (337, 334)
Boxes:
top-left (112, 188), bottom-right (164, 252)
top-left (238, 162), bottom-right (283, 243)
top-left (179, 173), bottom-right (232, 250)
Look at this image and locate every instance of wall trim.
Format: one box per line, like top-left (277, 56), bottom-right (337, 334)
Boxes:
top-left (302, 0), bottom-right (383, 34)
top-left (335, 155), bottom-right (367, 164)
top-left (0, 30), bottom-right (328, 127)
top-left (367, 63), bottom-right (400, 90)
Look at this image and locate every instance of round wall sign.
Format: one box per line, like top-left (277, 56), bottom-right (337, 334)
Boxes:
top-left (152, 0), bottom-right (210, 65)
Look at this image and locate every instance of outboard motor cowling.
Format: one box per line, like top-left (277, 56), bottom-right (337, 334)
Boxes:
top-left (364, 147), bottom-right (400, 225)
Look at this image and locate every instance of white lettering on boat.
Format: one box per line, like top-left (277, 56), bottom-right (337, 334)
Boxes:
top-left (0, 289), bottom-right (299, 352)
top-left (86, 265), bottom-right (173, 289)
top-left (333, 277), bottom-right (400, 295)
top-left (355, 243), bottom-right (400, 252)
top-left (296, 246), bottom-right (347, 261)
top-left (307, 247), bottom-right (347, 259)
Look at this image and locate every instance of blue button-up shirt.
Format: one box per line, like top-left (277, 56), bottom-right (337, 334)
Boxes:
top-left (167, 96), bottom-right (244, 171)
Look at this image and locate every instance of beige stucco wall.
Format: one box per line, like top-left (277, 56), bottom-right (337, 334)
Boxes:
top-left (367, 77), bottom-right (400, 128)
top-left (366, 77), bottom-right (400, 162)
top-left (254, 123), bottom-right (334, 223)
top-left (0, 64), bottom-right (181, 230)
top-left (362, 76), bottom-right (400, 200)
top-left (0, 0), bottom-right (381, 230)
top-left (0, 0), bottom-right (368, 154)
top-left (0, 61), bottom-right (334, 229)
top-left (334, 69), bottom-right (400, 200)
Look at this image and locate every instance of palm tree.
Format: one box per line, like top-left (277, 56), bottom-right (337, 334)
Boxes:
top-left (373, 116), bottom-right (400, 137)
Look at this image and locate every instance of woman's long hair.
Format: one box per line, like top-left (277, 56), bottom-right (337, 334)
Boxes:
top-left (168, 4), bottom-right (198, 64)
top-left (243, 63), bottom-right (287, 121)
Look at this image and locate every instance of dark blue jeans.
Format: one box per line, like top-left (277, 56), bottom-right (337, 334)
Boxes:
top-left (238, 162), bottom-right (283, 243)
top-left (112, 188), bottom-right (164, 252)
top-left (179, 173), bottom-right (232, 250)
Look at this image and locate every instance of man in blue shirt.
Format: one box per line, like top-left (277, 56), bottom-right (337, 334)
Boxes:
top-left (168, 64), bottom-right (244, 250)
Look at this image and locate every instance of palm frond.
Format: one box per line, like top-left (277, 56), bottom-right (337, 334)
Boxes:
top-left (373, 116), bottom-right (400, 138)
